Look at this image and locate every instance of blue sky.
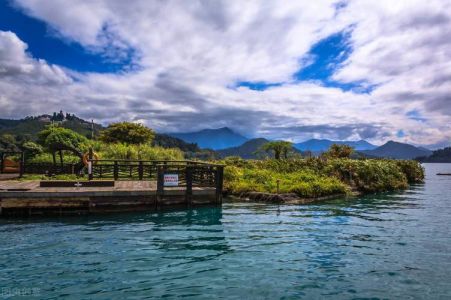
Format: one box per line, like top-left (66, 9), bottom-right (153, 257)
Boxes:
top-left (0, 0), bottom-right (450, 148)
top-left (235, 30), bottom-right (376, 93)
top-left (0, 1), bottom-right (131, 72)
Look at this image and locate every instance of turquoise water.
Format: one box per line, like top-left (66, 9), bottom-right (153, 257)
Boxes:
top-left (1, 163), bottom-right (450, 299)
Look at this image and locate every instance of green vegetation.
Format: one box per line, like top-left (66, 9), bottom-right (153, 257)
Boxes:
top-left (259, 141), bottom-right (294, 160)
top-left (19, 174), bottom-right (87, 181)
top-left (89, 142), bottom-right (184, 161)
top-left (38, 125), bottom-right (88, 151)
top-left (21, 141), bottom-right (43, 160)
top-left (2, 114), bottom-right (426, 201)
top-left (0, 112), bottom-right (102, 140)
top-left (10, 122), bottom-right (184, 166)
top-left (416, 147), bottom-right (451, 163)
top-left (0, 134), bottom-right (20, 152)
top-left (322, 144), bottom-right (354, 158)
top-left (221, 156), bottom-right (424, 198)
top-left (99, 122), bottom-right (155, 144)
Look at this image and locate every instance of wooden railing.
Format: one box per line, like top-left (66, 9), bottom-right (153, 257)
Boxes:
top-left (22, 163), bottom-right (78, 176)
top-left (88, 159), bottom-right (224, 204)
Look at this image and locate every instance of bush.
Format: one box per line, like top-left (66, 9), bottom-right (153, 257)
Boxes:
top-left (21, 141), bottom-right (43, 160)
top-left (99, 122), bottom-right (155, 144)
top-left (221, 157), bottom-right (424, 197)
top-left (92, 142), bottom-right (184, 161)
top-left (223, 166), bottom-right (347, 198)
top-left (28, 153), bottom-right (81, 164)
top-left (38, 125), bottom-right (88, 150)
top-left (396, 160), bottom-right (425, 183)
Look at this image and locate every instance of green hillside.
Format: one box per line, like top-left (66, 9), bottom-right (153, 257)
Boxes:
top-left (0, 112), bottom-right (210, 156)
top-left (0, 112), bottom-right (102, 140)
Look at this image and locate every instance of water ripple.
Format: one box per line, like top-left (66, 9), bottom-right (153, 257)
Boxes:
top-left (1, 164), bottom-right (451, 299)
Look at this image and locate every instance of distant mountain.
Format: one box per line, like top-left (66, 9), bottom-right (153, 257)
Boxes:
top-left (0, 112), bottom-right (103, 139)
top-left (362, 141), bottom-right (432, 159)
top-left (218, 138), bottom-right (304, 159)
top-left (169, 127), bottom-right (248, 150)
top-left (153, 134), bottom-right (200, 152)
top-left (294, 139), bottom-right (377, 152)
top-left (416, 147), bottom-right (451, 163)
top-left (217, 138), bottom-right (269, 158)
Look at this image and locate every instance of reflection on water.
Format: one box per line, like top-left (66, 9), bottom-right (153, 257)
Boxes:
top-left (0, 163), bottom-right (450, 299)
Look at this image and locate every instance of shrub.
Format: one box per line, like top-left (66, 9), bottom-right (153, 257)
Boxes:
top-left (28, 153), bottom-right (81, 164)
top-left (396, 160), bottom-right (425, 183)
top-left (93, 142), bottom-right (184, 161)
top-left (322, 144), bottom-right (354, 158)
top-left (221, 157), bottom-right (424, 197)
top-left (38, 125), bottom-right (87, 150)
top-left (21, 141), bottom-right (43, 160)
top-left (99, 122), bottom-right (155, 144)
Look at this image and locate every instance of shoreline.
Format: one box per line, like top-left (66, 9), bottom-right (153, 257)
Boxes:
top-left (226, 192), bottom-right (348, 204)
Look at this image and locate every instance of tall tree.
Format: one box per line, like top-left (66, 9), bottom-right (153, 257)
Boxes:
top-left (38, 125), bottom-right (87, 150)
top-left (99, 122), bottom-right (155, 145)
top-left (260, 141), bottom-right (293, 160)
top-left (323, 144), bottom-right (354, 158)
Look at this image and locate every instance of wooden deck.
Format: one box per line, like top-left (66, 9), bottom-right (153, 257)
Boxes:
top-left (0, 174), bottom-right (20, 181)
top-left (0, 180), bottom-right (219, 217)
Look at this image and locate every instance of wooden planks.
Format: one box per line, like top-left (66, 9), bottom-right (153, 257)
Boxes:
top-left (0, 180), bottom-right (218, 216)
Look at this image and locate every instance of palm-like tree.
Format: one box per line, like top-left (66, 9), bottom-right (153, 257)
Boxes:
top-left (260, 141), bottom-right (293, 160)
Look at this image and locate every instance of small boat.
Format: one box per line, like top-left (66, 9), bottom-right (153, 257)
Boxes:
top-left (436, 173), bottom-right (451, 176)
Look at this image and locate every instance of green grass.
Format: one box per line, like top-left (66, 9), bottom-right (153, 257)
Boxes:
top-left (18, 174), bottom-right (88, 181)
top-left (221, 157), bottom-right (424, 198)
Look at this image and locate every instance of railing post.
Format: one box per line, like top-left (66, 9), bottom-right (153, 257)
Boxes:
top-left (88, 148), bottom-right (93, 181)
top-left (186, 165), bottom-right (193, 206)
top-left (156, 165), bottom-right (164, 209)
top-left (114, 161), bottom-right (119, 180)
top-left (138, 161), bottom-right (144, 180)
top-left (19, 152), bottom-right (24, 178)
top-left (0, 152), bottom-right (4, 174)
top-left (215, 166), bottom-right (224, 204)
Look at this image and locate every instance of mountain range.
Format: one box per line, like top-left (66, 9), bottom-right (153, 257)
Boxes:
top-left (0, 114), bottom-right (440, 160)
top-left (217, 138), bottom-right (269, 158)
top-left (170, 127), bottom-right (435, 160)
top-left (294, 139), bottom-right (377, 152)
top-left (169, 127), bottom-right (248, 150)
top-left (361, 141), bottom-right (432, 159)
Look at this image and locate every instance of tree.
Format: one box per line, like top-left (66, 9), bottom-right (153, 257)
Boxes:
top-left (0, 134), bottom-right (19, 152)
top-left (323, 144), bottom-right (354, 158)
top-left (99, 122), bottom-right (155, 145)
top-left (260, 141), bottom-right (293, 160)
top-left (38, 125), bottom-right (88, 150)
top-left (21, 141), bottom-right (43, 160)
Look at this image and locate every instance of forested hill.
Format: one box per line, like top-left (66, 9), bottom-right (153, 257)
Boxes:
top-left (416, 147), bottom-right (451, 163)
top-left (0, 112), bottom-right (204, 154)
top-left (0, 111), bottom-right (103, 139)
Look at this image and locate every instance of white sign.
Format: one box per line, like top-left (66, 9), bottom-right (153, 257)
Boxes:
top-left (164, 174), bottom-right (179, 186)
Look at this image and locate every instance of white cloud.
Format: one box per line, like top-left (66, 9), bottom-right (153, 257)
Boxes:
top-left (1, 0), bottom-right (450, 147)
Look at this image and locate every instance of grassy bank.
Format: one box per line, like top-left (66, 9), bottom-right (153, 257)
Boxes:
top-left (221, 157), bottom-right (424, 198)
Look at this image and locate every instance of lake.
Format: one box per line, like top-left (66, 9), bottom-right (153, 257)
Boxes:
top-left (1, 163), bottom-right (450, 299)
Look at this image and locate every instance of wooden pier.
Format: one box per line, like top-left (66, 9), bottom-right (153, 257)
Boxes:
top-left (0, 160), bottom-right (224, 217)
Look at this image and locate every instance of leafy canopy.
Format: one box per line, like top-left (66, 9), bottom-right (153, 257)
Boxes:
top-left (37, 125), bottom-right (88, 150)
top-left (260, 141), bottom-right (293, 160)
top-left (323, 144), bottom-right (354, 158)
top-left (99, 122), bottom-right (155, 145)
top-left (21, 141), bottom-right (43, 159)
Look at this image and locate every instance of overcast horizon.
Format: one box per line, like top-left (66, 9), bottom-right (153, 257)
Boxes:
top-left (1, 0), bottom-right (450, 148)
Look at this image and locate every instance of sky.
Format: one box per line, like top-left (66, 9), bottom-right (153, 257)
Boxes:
top-left (0, 0), bottom-right (450, 148)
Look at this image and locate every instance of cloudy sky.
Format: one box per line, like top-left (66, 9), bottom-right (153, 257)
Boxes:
top-left (1, 0), bottom-right (450, 147)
